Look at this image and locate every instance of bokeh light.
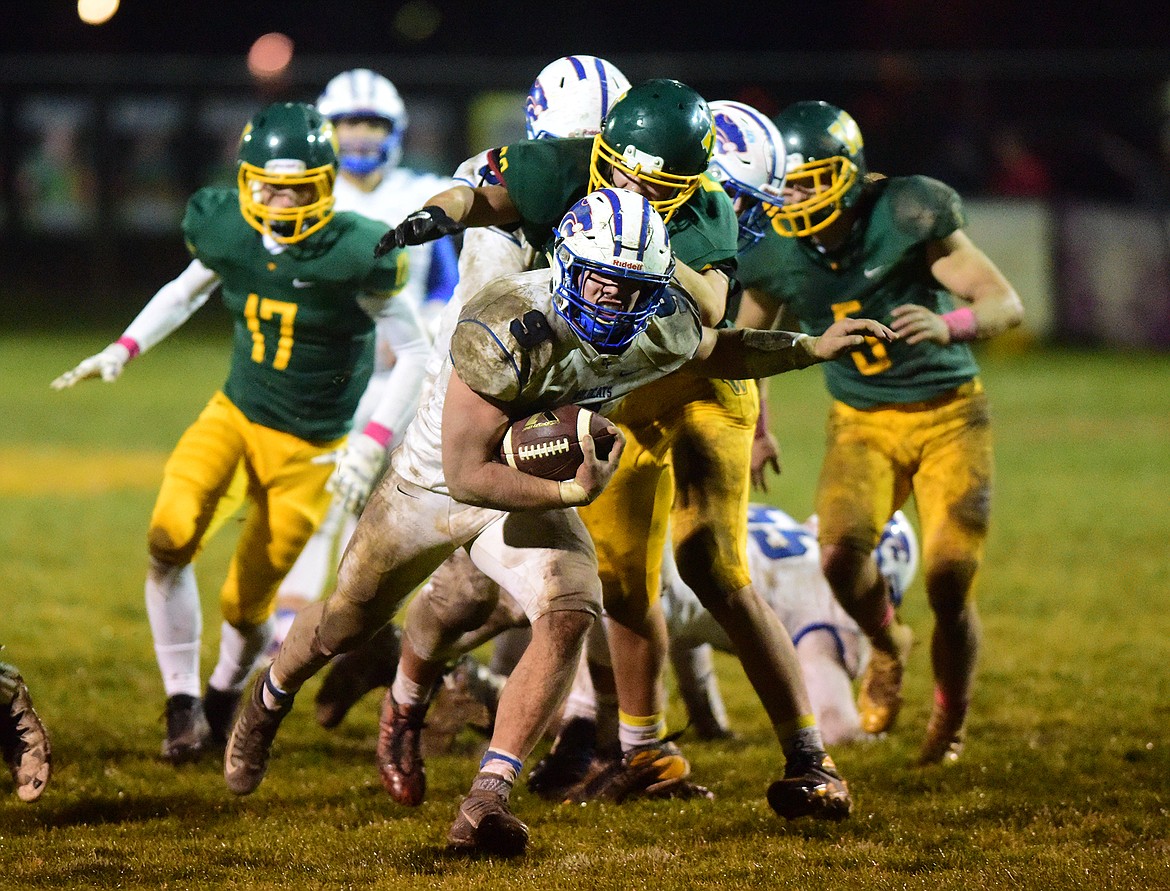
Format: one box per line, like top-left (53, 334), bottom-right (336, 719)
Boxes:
top-left (77, 0), bottom-right (120, 26)
top-left (247, 32), bottom-right (294, 81)
top-left (393, 1), bottom-right (441, 42)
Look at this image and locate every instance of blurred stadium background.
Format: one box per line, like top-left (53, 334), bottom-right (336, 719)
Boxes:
top-left (3, 1), bottom-right (1170, 350)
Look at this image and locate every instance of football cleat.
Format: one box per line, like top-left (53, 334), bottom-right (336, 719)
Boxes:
top-left (446, 781), bottom-right (529, 858)
top-left (313, 624), bottom-right (400, 729)
top-left (916, 706), bottom-right (967, 766)
top-left (203, 685), bottom-right (242, 748)
top-left (526, 716), bottom-right (598, 799)
top-left (858, 620), bottom-right (914, 734)
top-left (422, 656), bottom-right (499, 756)
top-left (767, 753), bottom-right (853, 821)
top-left (564, 738), bottom-right (710, 804)
top-left (376, 692), bottom-right (428, 806)
top-left (224, 670), bottom-right (293, 796)
top-left (160, 694), bottom-right (212, 765)
top-left (0, 663), bottom-right (52, 802)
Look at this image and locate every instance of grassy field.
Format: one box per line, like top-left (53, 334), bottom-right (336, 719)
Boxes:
top-left (1, 331), bottom-right (1168, 890)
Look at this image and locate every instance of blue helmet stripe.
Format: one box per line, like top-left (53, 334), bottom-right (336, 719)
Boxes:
top-left (591, 56), bottom-right (610, 113)
top-left (566, 55), bottom-right (588, 80)
top-left (598, 188), bottom-right (623, 258)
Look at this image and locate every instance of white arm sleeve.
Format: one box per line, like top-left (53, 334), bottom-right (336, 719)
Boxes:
top-left (356, 293), bottom-right (432, 445)
top-left (122, 259), bottom-right (220, 354)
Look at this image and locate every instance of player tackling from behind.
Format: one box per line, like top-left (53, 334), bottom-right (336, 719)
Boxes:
top-left (225, 188), bottom-right (892, 857)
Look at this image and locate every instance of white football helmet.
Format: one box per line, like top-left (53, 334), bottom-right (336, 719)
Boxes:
top-left (525, 55), bottom-right (631, 140)
top-left (552, 187), bottom-right (675, 352)
top-left (875, 510), bottom-right (920, 606)
top-left (707, 100), bottom-right (786, 250)
top-left (316, 68), bottom-right (408, 175)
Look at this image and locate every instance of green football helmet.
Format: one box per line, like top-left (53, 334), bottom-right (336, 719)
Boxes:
top-left (590, 79), bottom-right (715, 222)
top-left (237, 102), bottom-right (339, 244)
top-left (770, 100), bottom-right (867, 238)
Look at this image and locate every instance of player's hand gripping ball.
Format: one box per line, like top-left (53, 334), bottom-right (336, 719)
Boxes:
top-left (498, 405), bottom-right (617, 481)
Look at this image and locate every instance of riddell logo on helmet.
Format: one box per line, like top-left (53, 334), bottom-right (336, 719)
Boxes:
top-left (610, 258), bottom-right (644, 270)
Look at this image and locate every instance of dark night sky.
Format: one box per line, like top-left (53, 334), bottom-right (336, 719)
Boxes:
top-left (4, 1), bottom-right (1168, 57)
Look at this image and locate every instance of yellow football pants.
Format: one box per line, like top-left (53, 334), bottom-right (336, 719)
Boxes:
top-left (816, 379), bottom-right (993, 595)
top-left (147, 391), bottom-right (342, 627)
top-left (578, 372), bottom-right (758, 620)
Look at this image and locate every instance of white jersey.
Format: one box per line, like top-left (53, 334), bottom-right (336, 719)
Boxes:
top-left (392, 269), bottom-right (703, 493)
top-left (334, 167), bottom-right (456, 360)
top-left (662, 504), bottom-right (867, 678)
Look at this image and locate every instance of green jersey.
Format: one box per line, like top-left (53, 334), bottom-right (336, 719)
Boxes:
top-left (182, 187), bottom-right (409, 441)
top-left (486, 138), bottom-right (739, 272)
top-left (737, 175), bottom-right (979, 409)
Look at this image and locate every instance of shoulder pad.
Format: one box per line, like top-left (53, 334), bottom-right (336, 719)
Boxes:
top-left (453, 150), bottom-right (500, 187)
top-left (449, 272), bottom-right (555, 403)
top-left (182, 187), bottom-right (235, 251)
top-left (886, 175), bottom-right (965, 241)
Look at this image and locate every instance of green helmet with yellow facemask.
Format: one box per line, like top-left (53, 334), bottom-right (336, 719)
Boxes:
top-left (589, 79), bottom-right (715, 223)
top-left (770, 100), bottom-right (867, 238)
top-left (237, 102), bottom-right (339, 244)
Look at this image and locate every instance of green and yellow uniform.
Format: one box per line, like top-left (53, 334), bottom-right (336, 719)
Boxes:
top-left (488, 138), bottom-right (754, 612)
top-left (149, 187), bottom-right (408, 625)
top-left (739, 175), bottom-right (992, 570)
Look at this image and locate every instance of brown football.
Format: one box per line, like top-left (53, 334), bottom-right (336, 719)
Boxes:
top-left (498, 405), bottom-right (617, 481)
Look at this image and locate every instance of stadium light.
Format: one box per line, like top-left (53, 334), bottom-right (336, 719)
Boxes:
top-left (77, 0), bottom-right (119, 26)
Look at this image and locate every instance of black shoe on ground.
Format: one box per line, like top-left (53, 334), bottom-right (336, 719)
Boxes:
top-left (203, 685), bottom-right (242, 748)
top-left (160, 694), bottom-right (212, 765)
top-left (766, 753), bottom-right (852, 821)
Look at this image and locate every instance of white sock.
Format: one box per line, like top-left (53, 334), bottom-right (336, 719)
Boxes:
top-left (145, 562), bottom-right (202, 699)
top-left (208, 617), bottom-right (275, 693)
top-left (390, 670), bottom-right (428, 708)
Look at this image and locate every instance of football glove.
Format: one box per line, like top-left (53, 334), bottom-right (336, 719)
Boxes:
top-left (50, 341), bottom-right (133, 390)
top-left (314, 433), bottom-right (388, 516)
top-left (375, 205), bottom-right (464, 257)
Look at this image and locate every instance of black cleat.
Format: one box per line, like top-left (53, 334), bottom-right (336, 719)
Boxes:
top-left (767, 753), bottom-right (852, 821)
top-left (203, 685), bottom-right (242, 748)
top-left (160, 694), bottom-right (212, 765)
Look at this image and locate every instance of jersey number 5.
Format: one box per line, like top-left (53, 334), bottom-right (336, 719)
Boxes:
top-left (831, 299), bottom-right (891, 375)
top-left (245, 294), bottom-right (298, 371)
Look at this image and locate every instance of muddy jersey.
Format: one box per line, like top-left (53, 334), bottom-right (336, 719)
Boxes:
top-left (487, 138), bottom-right (738, 272)
top-left (183, 187), bottom-right (409, 441)
top-left (736, 175), bottom-right (980, 409)
top-left (391, 268), bottom-right (703, 493)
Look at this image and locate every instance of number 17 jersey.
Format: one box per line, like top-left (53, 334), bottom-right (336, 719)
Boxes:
top-left (182, 187), bottom-right (409, 442)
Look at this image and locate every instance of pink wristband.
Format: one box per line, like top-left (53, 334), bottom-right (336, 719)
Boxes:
top-left (116, 336), bottom-right (141, 360)
top-left (941, 307), bottom-right (978, 343)
top-left (362, 421), bottom-right (393, 447)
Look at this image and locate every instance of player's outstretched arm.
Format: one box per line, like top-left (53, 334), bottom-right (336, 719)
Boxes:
top-left (375, 184), bottom-right (520, 256)
top-left (685, 317), bottom-right (895, 380)
top-left (51, 259), bottom-right (219, 389)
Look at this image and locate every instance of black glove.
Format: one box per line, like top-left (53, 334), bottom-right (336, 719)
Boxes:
top-left (374, 205), bottom-right (465, 257)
